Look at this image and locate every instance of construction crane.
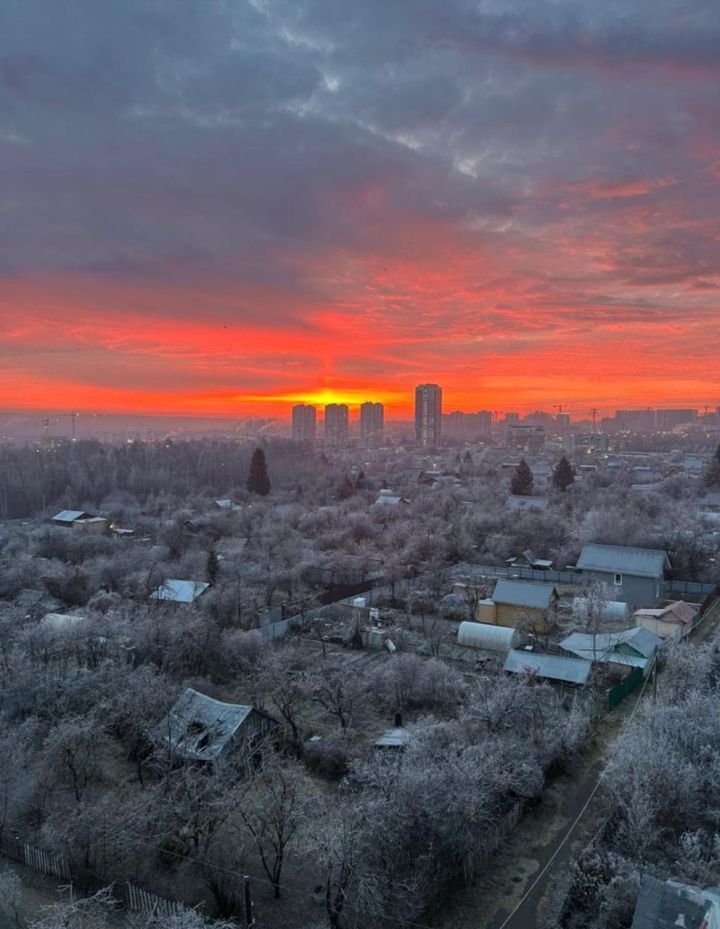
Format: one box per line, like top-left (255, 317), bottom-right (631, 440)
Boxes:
top-left (62, 411), bottom-right (79, 441)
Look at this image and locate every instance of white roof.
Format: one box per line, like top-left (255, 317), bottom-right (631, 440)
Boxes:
top-left (150, 579), bottom-right (210, 603)
top-left (52, 510), bottom-right (89, 522)
top-left (458, 621), bottom-right (517, 651)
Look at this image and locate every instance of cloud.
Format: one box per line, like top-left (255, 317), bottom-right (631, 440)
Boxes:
top-left (1, 0), bottom-right (719, 413)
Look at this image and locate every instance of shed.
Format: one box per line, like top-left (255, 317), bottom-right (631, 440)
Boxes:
top-left (374, 728), bottom-right (413, 750)
top-left (560, 627), bottom-right (662, 676)
top-left (154, 688), bottom-right (277, 762)
top-left (150, 579), bottom-right (210, 603)
top-left (575, 543), bottom-right (670, 606)
top-left (634, 601), bottom-right (697, 639)
top-left (478, 579), bottom-right (558, 633)
top-left (506, 549), bottom-right (553, 570)
top-left (503, 650), bottom-right (591, 686)
top-left (72, 516), bottom-right (108, 535)
top-left (630, 874), bottom-right (720, 929)
top-left (457, 621), bottom-right (518, 652)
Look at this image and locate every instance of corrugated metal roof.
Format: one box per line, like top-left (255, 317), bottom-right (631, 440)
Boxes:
top-left (150, 579), bottom-right (210, 603)
top-left (374, 728), bottom-right (413, 749)
top-left (630, 874), bottom-right (720, 929)
top-left (493, 579), bottom-right (557, 609)
top-left (560, 628), bottom-right (661, 666)
top-left (577, 543), bottom-right (669, 578)
top-left (154, 688), bottom-right (254, 761)
top-left (503, 650), bottom-right (591, 684)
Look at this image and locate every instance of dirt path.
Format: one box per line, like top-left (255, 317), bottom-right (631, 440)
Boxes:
top-left (435, 691), bottom-right (642, 929)
top-left (437, 601), bottom-right (720, 929)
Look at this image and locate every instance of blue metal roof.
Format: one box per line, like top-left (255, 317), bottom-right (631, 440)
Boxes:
top-left (503, 650), bottom-right (591, 685)
top-left (577, 543), bottom-right (669, 578)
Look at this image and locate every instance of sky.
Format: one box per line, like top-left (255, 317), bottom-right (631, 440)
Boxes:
top-left (1, 0), bottom-right (719, 419)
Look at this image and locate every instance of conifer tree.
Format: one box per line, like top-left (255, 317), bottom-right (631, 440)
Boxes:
top-left (552, 455), bottom-right (575, 491)
top-left (511, 458), bottom-right (534, 495)
top-left (247, 447), bottom-right (271, 496)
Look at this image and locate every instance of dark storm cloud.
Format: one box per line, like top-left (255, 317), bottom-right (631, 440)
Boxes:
top-left (0, 0), bottom-right (719, 332)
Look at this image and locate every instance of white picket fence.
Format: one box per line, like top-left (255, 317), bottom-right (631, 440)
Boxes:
top-left (126, 882), bottom-right (191, 917)
top-left (23, 843), bottom-right (71, 880)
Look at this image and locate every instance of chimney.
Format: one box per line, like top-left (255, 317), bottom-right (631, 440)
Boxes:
top-left (394, 712), bottom-right (403, 728)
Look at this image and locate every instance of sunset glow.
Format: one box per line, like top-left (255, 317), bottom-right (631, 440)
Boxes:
top-left (1, 0), bottom-right (719, 418)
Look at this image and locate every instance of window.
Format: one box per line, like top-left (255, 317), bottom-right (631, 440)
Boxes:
top-left (613, 573), bottom-right (622, 586)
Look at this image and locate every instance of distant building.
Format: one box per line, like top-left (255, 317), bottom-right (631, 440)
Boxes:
top-left (442, 410), bottom-right (493, 441)
top-left (615, 409), bottom-right (656, 431)
top-left (655, 408), bottom-right (698, 429)
top-left (324, 403), bottom-right (349, 446)
top-left (292, 404), bottom-right (317, 443)
top-left (360, 401), bottom-right (384, 447)
top-left (415, 384), bottom-right (442, 447)
top-left (507, 423), bottom-right (545, 451)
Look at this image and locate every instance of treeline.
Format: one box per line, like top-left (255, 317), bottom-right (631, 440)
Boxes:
top-left (0, 438), bottom-right (318, 518)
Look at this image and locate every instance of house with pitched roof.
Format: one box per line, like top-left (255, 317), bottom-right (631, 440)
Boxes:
top-left (575, 543), bottom-right (670, 606)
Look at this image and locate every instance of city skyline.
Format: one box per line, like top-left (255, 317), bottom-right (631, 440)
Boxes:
top-left (2, 2), bottom-right (720, 417)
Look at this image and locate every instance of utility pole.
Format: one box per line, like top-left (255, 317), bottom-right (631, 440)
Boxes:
top-left (244, 875), bottom-right (254, 927)
top-left (62, 411), bottom-right (79, 441)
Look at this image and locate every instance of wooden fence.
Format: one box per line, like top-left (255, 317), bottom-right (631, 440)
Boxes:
top-left (125, 882), bottom-right (191, 917)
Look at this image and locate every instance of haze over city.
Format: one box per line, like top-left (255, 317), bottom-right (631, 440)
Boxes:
top-left (2, 0), bottom-right (720, 417)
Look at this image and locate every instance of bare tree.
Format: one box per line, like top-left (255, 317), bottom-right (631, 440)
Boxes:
top-left (238, 758), bottom-right (304, 898)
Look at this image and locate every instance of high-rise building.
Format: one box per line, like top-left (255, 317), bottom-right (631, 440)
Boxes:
top-left (415, 384), bottom-right (442, 447)
top-left (360, 402), bottom-right (384, 447)
top-left (615, 409), bottom-right (656, 431)
top-left (292, 404), bottom-right (317, 443)
top-left (324, 404), bottom-right (349, 446)
top-left (655, 409), bottom-right (698, 429)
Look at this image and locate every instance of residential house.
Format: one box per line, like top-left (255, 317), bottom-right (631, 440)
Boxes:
top-left (634, 600), bottom-right (697, 639)
top-left (575, 543), bottom-right (670, 606)
top-left (154, 688), bottom-right (277, 763)
top-left (478, 579), bottom-right (559, 633)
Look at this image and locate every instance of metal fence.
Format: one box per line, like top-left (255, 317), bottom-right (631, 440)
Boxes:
top-left (607, 665), bottom-right (643, 711)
